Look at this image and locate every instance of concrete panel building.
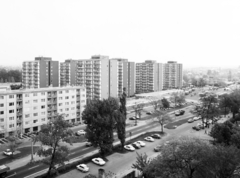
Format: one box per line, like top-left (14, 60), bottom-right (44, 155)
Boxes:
top-left (0, 86), bottom-right (86, 138)
top-left (163, 61), bottom-right (183, 89)
top-left (60, 59), bottom-right (78, 86)
top-left (22, 57), bottom-right (59, 89)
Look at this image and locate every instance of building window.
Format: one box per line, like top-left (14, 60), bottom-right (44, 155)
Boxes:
top-left (72, 113), bottom-right (75, 116)
top-left (59, 91), bottom-right (62, 94)
top-left (9, 124), bottom-right (14, 128)
top-left (25, 114), bottom-right (30, 118)
top-left (41, 118), bottom-right (45, 121)
top-left (41, 112), bottom-right (45, 115)
top-left (33, 113), bottom-right (38, 116)
top-left (25, 100), bottom-right (30, 104)
top-left (41, 92), bottom-right (45, 96)
top-left (9, 95), bottom-right (14, 99)
top-left (65, 108), bottom-right (69, 111)
top-left (65, 102), bottom-right (69, 105)
top-left (9, 117), bottom-right (14, 121)
top-left (71, 101), bottom-right (75, 104)
top-left (65, 90), bottom-right (69, 93)
top-left (59, 97), bottom-right (62, 100)
top-left (66, 114), bottom-right (69, 117)
top-left (59, 103), bottom-right (63, 106)
top-left (9, 102), bottom-right (14, 106)
top-left (33, 93), bottom-right (38, 96)
top-left (0, 104), bottom-right (4, 107)
top-left (25, 94), bottom-right (30, 97)
top-left (60, 109), bottom-right (63, 112)
top-left (9, 110), bottom-right (14, 113)
top-left (33, 100), bottom-right (38, 103)
top-left (0, 96), bottom-right (4, 99)
top-left (71, 107), bottom-right (75, 110)
top-left (0, 118), bottom-right (4, 122)
top-left (81, 100), bottom-right (85, 103)
top-left (33, 106), bottom-right (38, 110)
top-left (0, 111), bottom-right (4, 115)
top-left (33, 120), bottom-right (38, 123)
top-left (41, 99), bottom-right (45, 102)
top-left (41, 105), bottom-right (45, 109)
top-left (82, 94), bottom-right (85, 97)
top-left (65, 96), bottom-right (69, 99)
top-left (25, 121), bottom-right (29, 125)
top-left (72, 96), bottom-right (75, 99)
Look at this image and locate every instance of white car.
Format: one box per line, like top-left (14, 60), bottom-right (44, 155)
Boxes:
top-left (124, 145), bottom-right (135, 151)
top-left (76, 130), bottom-right (86, 136)
top-left (193, 117), bottom-right (200, 121)
top-left (76, 164), bottom-right (89, 172)
top-left (136, 141), bottom-right (146, 147)
top-left (144, 136), bottom-right (154, 142)
top-left (92, 158), bottom-right (106, 166)
top-left (3, 149), bottom-right (13, 156)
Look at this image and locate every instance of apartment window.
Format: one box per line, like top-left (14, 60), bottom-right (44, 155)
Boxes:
top-left (41, 92), bottom-right (45, 96)
top-left (66, 114), bottom-right (69, 117)
top-left (25, 94), bottom-right (30, 97)
top-left (33, 99), bottom-right (38, 103)
top-left (71, 101), bottom-right (75, 104)
top-left (59, 103), bottom-right (63, 106)
top-left (9, 110), bottom-right (14, 114)
top-left (59, 91), bottom-right (62, 94)
top-left (82, 94), bottom-right (85, 97)
top-left (65, 90), bottom-right (69, 93)
top-left (9, 117), bottom-right (14, 121)
top-left (65, 96), bottom-right (69, 99)
top-left (71, 107), bottom-right (75, 110)
top-left (0, 96), bottom-right (4, 99)
top-left (72, 96), bottom-right (75, 99)
top-left (33, 113), bottom-right (38, 116)
top-left (25, 100), bottom-right (30, 104)
top-left (41, 99), bottom-right (45, 102)
top-left (60, 109), bottom-right (63, 112)
top-left (41, 118), bottom-right (45, 121)
top-left (0, 118), bottom-right (4, 122)
top-left (65, 102), bottom-right (69, 105)
top-left (25, 114), bottom-right (30, 118)
top-left (59, 97), bottom-right (63, 100)
top-left (9, 95), bottom-right (14, 99)
top-left (33, 120), bottom-right (38, 123)
top-left (41, 105), bottom-right (45, 109)
top-left (65, 108), bottom-right (69, 111)
top-left (41, 112), bottom-right (45, 115)
top-left (33, 93), bottom-right (38, 96)
top-left (33, 106), bottom-right (38, 110)
top-left (9, 102), bottom-right (14, 106)
top-left (0, 104), bottom-right (4, 107)
top-left (25, 121), bottom-right (29, 125)
top-left (72, 113), bottom-right (75, 116)
top-left (81, 100), bottom-right (85, 103)
top-left (9, 124), bottom-right (14, 128)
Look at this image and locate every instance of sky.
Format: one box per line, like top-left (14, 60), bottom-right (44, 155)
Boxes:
top-left (0, 0), bottom-right (240, 68)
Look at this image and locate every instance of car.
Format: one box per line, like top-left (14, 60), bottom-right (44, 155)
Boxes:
top-left (175, 111), bottom-right (181, 116)
top-left (179, 110), bottom-right (185, 115)
top-left (135, 141), bottom-right (146, 147)
top-left (129, 116), bottom-right (136, 120)
top-left (124, 145), bottom-right (135, 151)
top-left (151, 134), bottom-right (161, 139)
top-left (76, 130), bottom-right (86, 136)
top-left (193, 116), bottom-right (200, 121)
top-left (188, 118), bottom-right (194, 123)
top-left (92, 158), bottom-right (106, 166)
top-left (76, 164), bottom-right (89, 172)
top-left (146, 111), bottom-right (152, 115)
top-left (3, 149), bottom-right (13, 156)
top-left (154, 145), bottom-right (162, 152)
top-left (144, 136), bottom-right (154, 142)
top-left (85, 142), bottom-right (92, 147)
top-left (164, 141), bottom-right (170, 146)
top-left (132, 142), bottom-right (141, 149)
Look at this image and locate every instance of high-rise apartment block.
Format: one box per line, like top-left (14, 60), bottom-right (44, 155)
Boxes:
top-left (22, 57), bottom-right (59, 89)
top-left (0, 86), bottom-right (86, 138)
top-left (136, 60), bottom-right (163, 94)
top-left (60, 59), bottom-right (78, 86)
top-left (163, 61), bottom-right (183, 89)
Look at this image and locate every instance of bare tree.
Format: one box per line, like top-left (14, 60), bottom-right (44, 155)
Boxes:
top-left (132, 102), bottom-right (145, 125)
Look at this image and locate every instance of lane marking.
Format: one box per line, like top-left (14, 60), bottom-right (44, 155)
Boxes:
top-left (28, 165), bottom-right (40, 170)
top-left (6, 172), bottom-right (16, 178)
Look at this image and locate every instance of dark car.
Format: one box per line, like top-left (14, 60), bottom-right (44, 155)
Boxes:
top-left (132, 142), bottom-right (141, 149)
top-left (151, 134), bottom-right (161, 139)
top-left (129, 116), bottom-right (136, 120)
top-left (179, 110), bottom-right (185, 115)
top-left (154, 145), bottom-right (162, 152)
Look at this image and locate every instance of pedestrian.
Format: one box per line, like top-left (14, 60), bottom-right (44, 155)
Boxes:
top-left (205, 130), bottom-right (207, 134)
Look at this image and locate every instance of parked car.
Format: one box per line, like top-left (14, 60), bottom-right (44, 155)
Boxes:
top-left (144, 136), bottom-right (154, 142)
top-left (179, 110), bottom-right (185, 115)
top-left (154, 145), bottom-right (162, 152)
top-left (146, 111), bottom-right (153, 115)
top-left (175, 111), bottom-right (181, 116)
top-left (92, 158), bottom-right (106, 166)
top-left (193, 116), bottom-right (200, 121)
top-left (124, 145), bottom-right (135, 151)
top-left (85, 142), bottom-right (92, 147)
top-left (129, 116), bottom-right (136, 120)
top-left (132, 142), bottom-right (141, 149)
top-left (151, 134), bottom-right (161, 139)
top-left (76, 164), bottom-right (89, 172)
top-left (135, 141), bottom-right (146, 147)
top-left (188, 118), bottom-right (194, 123)
top-left (3, 149), bottom-right (13, 156)
top-left (76, 130), bottom-right (86, 136)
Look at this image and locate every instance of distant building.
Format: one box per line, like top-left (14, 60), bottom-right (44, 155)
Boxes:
top-left (22, 57), bottom-right (59, 89)
top-left (163, 61), bottom-right (183, 89)
top-left (60, 59), bottom-right (78, 86)
top-left (0, 86), bottom-right (86, 138)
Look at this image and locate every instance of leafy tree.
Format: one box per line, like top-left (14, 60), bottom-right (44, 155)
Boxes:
top-left (83, 97), bottom-right (120, 157)
top-left (170, 92), bottom-right (186, 107)
top-left (170, 92), bottom-right (179, 108)
top-left (177, 92), bottom-right (186, 106)
top-left (229, 89), bottom-right (240, 118)
top-left (7, 136), bottom-right (22, 157)
top-left (0, 78), bottom-right (3, 83)
top-left (132, 102), bottom-right (145, 125)
top-left (219, 94), bottom-right (232, 116)
top-left (231, 131), bottom-right (240, 149)
top-left (34, 114), bottom-right (73, 177)
top-left (132, 152), bottom-right (152, 178)
top-left (161, 98), bottom-right (170, 108)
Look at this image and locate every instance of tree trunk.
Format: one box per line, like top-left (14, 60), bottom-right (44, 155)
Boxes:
top-left (161, 124), bottom-right (163, 133)
top-left (47, 142), bottom-right (58, 177)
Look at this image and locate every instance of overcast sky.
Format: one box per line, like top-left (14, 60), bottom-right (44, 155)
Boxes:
top-left (0, 0), bottom-right (240, 68)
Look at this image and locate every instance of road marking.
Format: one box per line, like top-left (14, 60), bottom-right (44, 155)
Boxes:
top-left (69, 151), bottom-right (76, 155)
top-left (24, 169), bottom-right (48, 178)
top-left (6, 172), bottom-right (16, 178)
top-left (28, 165), bottom-right (40, 170)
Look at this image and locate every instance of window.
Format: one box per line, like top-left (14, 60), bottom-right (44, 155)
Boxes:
top-left (0, 104), bottom-right (4, 107)
top-left (9, 117), bottom-right (14, 121)
top-left (71, 107), bottom-right (75, 110)
top-left (59, 91), bottom-right (62, 94)
top-left (72, 113), bottom-right (75, 116)
top-left (33, 100), bottom-right (38, 103)
top-left (81, 100), bottom-right (85, 103)
top-left (9, 124), bottom-right (14, 128)
top-left (59, 97), bottom-right (62, 100)
top-left (0, 118), bottom-right (4, 122)
top-left (65, 90), bottom-right (69, 93)
top-left (59, 103), bottom-right (63, 106)
top-left (33, 93), bottom-right (38, 96)
top-left (65, 96), bottom-right (69, 99)
top-left (66, 114), bottom-right (69, 117)
top-left (9, 110), bottom-right (14, 113)
top-left (25, 121), bottom-right (29, 125)
top-left (72, 96), bottom-right (75, 99)
top-left (41, 105), bottom-right (45, 109)
top-left (41, 92), bottom-right (45, 96)
top-left (60, 109), bottom-right (63, 112)
top-left (9, 102), bottom-right (14, 106)
top-left (0, 125), bottom-right (4, 129)
top-left (25, 100), bottom-right (30, 104)
top-left (33, 106), bottom-right (38, 110)
top-left (65, 102), bottom-right (69, 105)
top-left (33, 120), bottom-right (38, 123)
top-left (25, 94), bottom-right (29, 97)
top-left (82, 94), bottom-right (85, 97)
top-left (41, 99), bottom-right (45, 102)
top-left (33, 113), bottom-right (38, 116)
top-left (65, 108), bottom-right (69, 111)
top-left (0, 96), bottom-right (4, 99)
top-left (9, 95), bottom-right (14, 99)
top-left (71, 101), bottom-right (75, 104)
top-left (41, 112), bottom-right (45, 115)
top-left (41, 118), bottom-right (45, 121)
top-left (25, 114), bottom-right (30, 118)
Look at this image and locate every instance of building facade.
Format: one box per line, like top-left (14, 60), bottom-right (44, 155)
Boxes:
top-left (163, 61), bottom-right (183, 89)
top-left (22, 57), bottom-right (59, 89)
top-left (0, 86), bottom-right (86, 138)
top-left (60, 59), bottom-right (78, 86)
top-left (136, 60), bottom-right (163, 94)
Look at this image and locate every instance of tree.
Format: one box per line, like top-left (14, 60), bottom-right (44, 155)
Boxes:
top-left (161, 98), bottom-right (170, 109)
top-left (83, 97), bottom-right (120, 157)
top-left (132, 152), bottom-right (152, 178)
top-left (116, 88), bottom-right (127, 151)
top-left (219, 94), bottom-right (232, 116)
top-left (170, 92), bottom-right (179, 108)
top-left (132, 102), bottom-right (145, 125)
top-left (170, 92), bottom-right (186, 107)
top-left (34, 114), bottom-right (73, 177)
top-left (7, 136), bottom-right (22, 157)
top-left (229, 89), bottom-right (240, 118)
